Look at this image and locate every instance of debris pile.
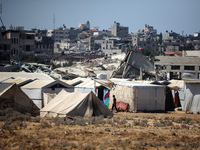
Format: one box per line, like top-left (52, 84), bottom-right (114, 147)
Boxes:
top-left (111, 50), bottom-right (155, 80)
top-left (54, 53), bottom-right (125, 79)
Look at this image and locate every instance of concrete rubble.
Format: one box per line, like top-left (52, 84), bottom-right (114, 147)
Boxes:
top-left (54, 53), bottom-right (126, 79)
top-left (111, 50), bottom-right (155, 79)
top-left (54, 50), bottom-right (155, 80)
top-left (1, 50), bottom-right (155, 80)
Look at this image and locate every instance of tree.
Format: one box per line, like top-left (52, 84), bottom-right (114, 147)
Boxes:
top-left (141, 48), bottom-right (158, 60)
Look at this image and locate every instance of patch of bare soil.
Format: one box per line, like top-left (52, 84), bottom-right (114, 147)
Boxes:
top-left (0, 110), bottom-right (200, 150)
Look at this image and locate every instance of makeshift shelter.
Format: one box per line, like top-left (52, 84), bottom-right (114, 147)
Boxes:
top-left (0, 83), bottom-right (39, 114)
top-left (182, 79), bottom-right (200, 114)
top-left (40, 90), bottom-right (113, 118)
top-left (21, 80), bottom-right (53, 109)
top-left (150, 80), bottom-right (175, 111)
top-left (74, 79), bottom-right (97, 93)
top-left (0, 72), bottom-right (54, 81)
top-left (109, 81), bottom-right (166, 112)
top-left (0, 77), bottom-right (34, 87)
top-left (42, 79), bottom-right (74, 93)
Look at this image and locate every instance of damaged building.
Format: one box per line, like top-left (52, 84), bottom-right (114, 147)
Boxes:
top-left (155, 50), bottom-right (200, 80)
top-left (111, 50), bottom-right (155, 79)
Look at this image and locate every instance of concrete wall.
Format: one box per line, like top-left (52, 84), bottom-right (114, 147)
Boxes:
top-left (184, 51), bottom-right (200, 57)
top-left (155, 56), bottom-right (200, 79)
top-left (102, 49), bottom-right (122, 56)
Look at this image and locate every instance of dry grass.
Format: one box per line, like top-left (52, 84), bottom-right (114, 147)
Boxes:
top-left (0, 109), bottom-right (200, 149)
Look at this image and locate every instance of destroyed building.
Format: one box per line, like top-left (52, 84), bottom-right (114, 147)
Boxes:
top-left (111, 50), bottom-right (155, 79)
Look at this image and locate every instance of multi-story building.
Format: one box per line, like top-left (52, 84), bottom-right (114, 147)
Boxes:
top-left (95, 37), bottom-right (128, 56)
top-left (110, 21), bottom-right (128, 38)
top-left (161, 31), bottom-right (185, 52)
top-left (53, 26), bottom-right (80, 42)
top-left (0, 34), bottom-right (10, 63)
top-left (20, 30), bottom-right (35, 54)
top-left (78, 21), bottom-right (90, 31)
top-left (155, 50), bottom-right (200, 80)
top-left (35, 36), bottom-right (54, 54)
top-left (132, 24), bottom-right (159, 51)
top-left (0, 28), bottom-right (35, 63)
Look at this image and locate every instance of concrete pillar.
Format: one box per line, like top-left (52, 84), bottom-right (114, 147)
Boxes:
top-left (195, 72), bottom-right (199, 79)
top-left (140, 67), bottom-right (143, 80)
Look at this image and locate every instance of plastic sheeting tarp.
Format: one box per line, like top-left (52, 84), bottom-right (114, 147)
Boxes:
top-left (183, 83), bottom-right (200, 114)
top-left (40, 90), bottom-right (113, 118)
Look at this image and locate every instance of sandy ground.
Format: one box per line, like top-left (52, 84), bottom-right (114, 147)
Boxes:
top-left (0, 110), bottom-right (200, 150)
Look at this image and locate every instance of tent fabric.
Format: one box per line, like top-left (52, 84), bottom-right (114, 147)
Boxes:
top-left (40, 89), bottom-right (73, 117)
top-left (109, 84), bottom-right (166, 112)
top-left (165, 86), bottom-right (175, 111)
top-left (0, 83), bottom-right (39, 114)
top-left (40, 90), bottom-right (113, 118)
top-left (42, 92), bottom-right (56, 107)
top-left (168, 80), bottom-right (184, 89)
top-left (183, 83), bottom-right (200, 114)
top-left (0, 72), bottom-right (54, 81)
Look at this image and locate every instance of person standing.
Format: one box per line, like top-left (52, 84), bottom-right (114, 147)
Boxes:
top-left (112, 95), bottom-right (118, 112)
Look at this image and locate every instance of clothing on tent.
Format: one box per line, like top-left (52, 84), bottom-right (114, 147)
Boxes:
top-left (103, 89), bottom-right (110, 108)
top-left (174, 90), bottom-right (181, 108)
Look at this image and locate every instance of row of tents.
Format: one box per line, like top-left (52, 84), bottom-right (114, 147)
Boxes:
top-left (0, 72), bottom-right (200, 117)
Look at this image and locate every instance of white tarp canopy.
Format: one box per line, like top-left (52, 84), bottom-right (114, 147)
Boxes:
top-left (0, 83), bottom-right (39, 114)
top-left (183, 82), bottom-right (200, 114)
top-left (40, 90), bottom-right (113, 118)
top-left (109, 81), bottom-right (166, 112)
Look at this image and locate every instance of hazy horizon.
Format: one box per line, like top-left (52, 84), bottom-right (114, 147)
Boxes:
top-left (1, 0), bottom-right (200, 35)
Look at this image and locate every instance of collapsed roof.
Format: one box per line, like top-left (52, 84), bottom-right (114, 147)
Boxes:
top-left (111, 50), bottom-right (155, 79)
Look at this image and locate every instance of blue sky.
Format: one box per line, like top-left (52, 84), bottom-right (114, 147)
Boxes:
top-left (1, 0), bottom-right (200, 35)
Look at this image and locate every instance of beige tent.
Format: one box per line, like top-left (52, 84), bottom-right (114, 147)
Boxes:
top-left (42, 92), bottom-right (57, 107)
top-left (0, 83), bottom-right (39, 114)
top-left (40, 90), bottom-right (113, 118)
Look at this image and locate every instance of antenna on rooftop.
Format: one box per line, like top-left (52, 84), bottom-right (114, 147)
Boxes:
top-left (53, 14), bottom-right (55, 30)
top-left (0, 3), bottom-right (6, 32)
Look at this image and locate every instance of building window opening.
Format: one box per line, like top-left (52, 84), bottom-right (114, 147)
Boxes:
top-left (184, 66), bottom-right (195, 70)
top-left (171, 65), bottom-right (180, 70)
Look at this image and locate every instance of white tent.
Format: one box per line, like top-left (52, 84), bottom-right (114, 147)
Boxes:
top-left (40, 90), bottom-right (113, 118)
top-left (182, 79), bottom-right (200, 114)
top-left (21, 80), bottom-right (53, 109)
top-left (0, 83), bottom-right (39, 114)
top-left (109, 80), bottom-right (166, 112)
